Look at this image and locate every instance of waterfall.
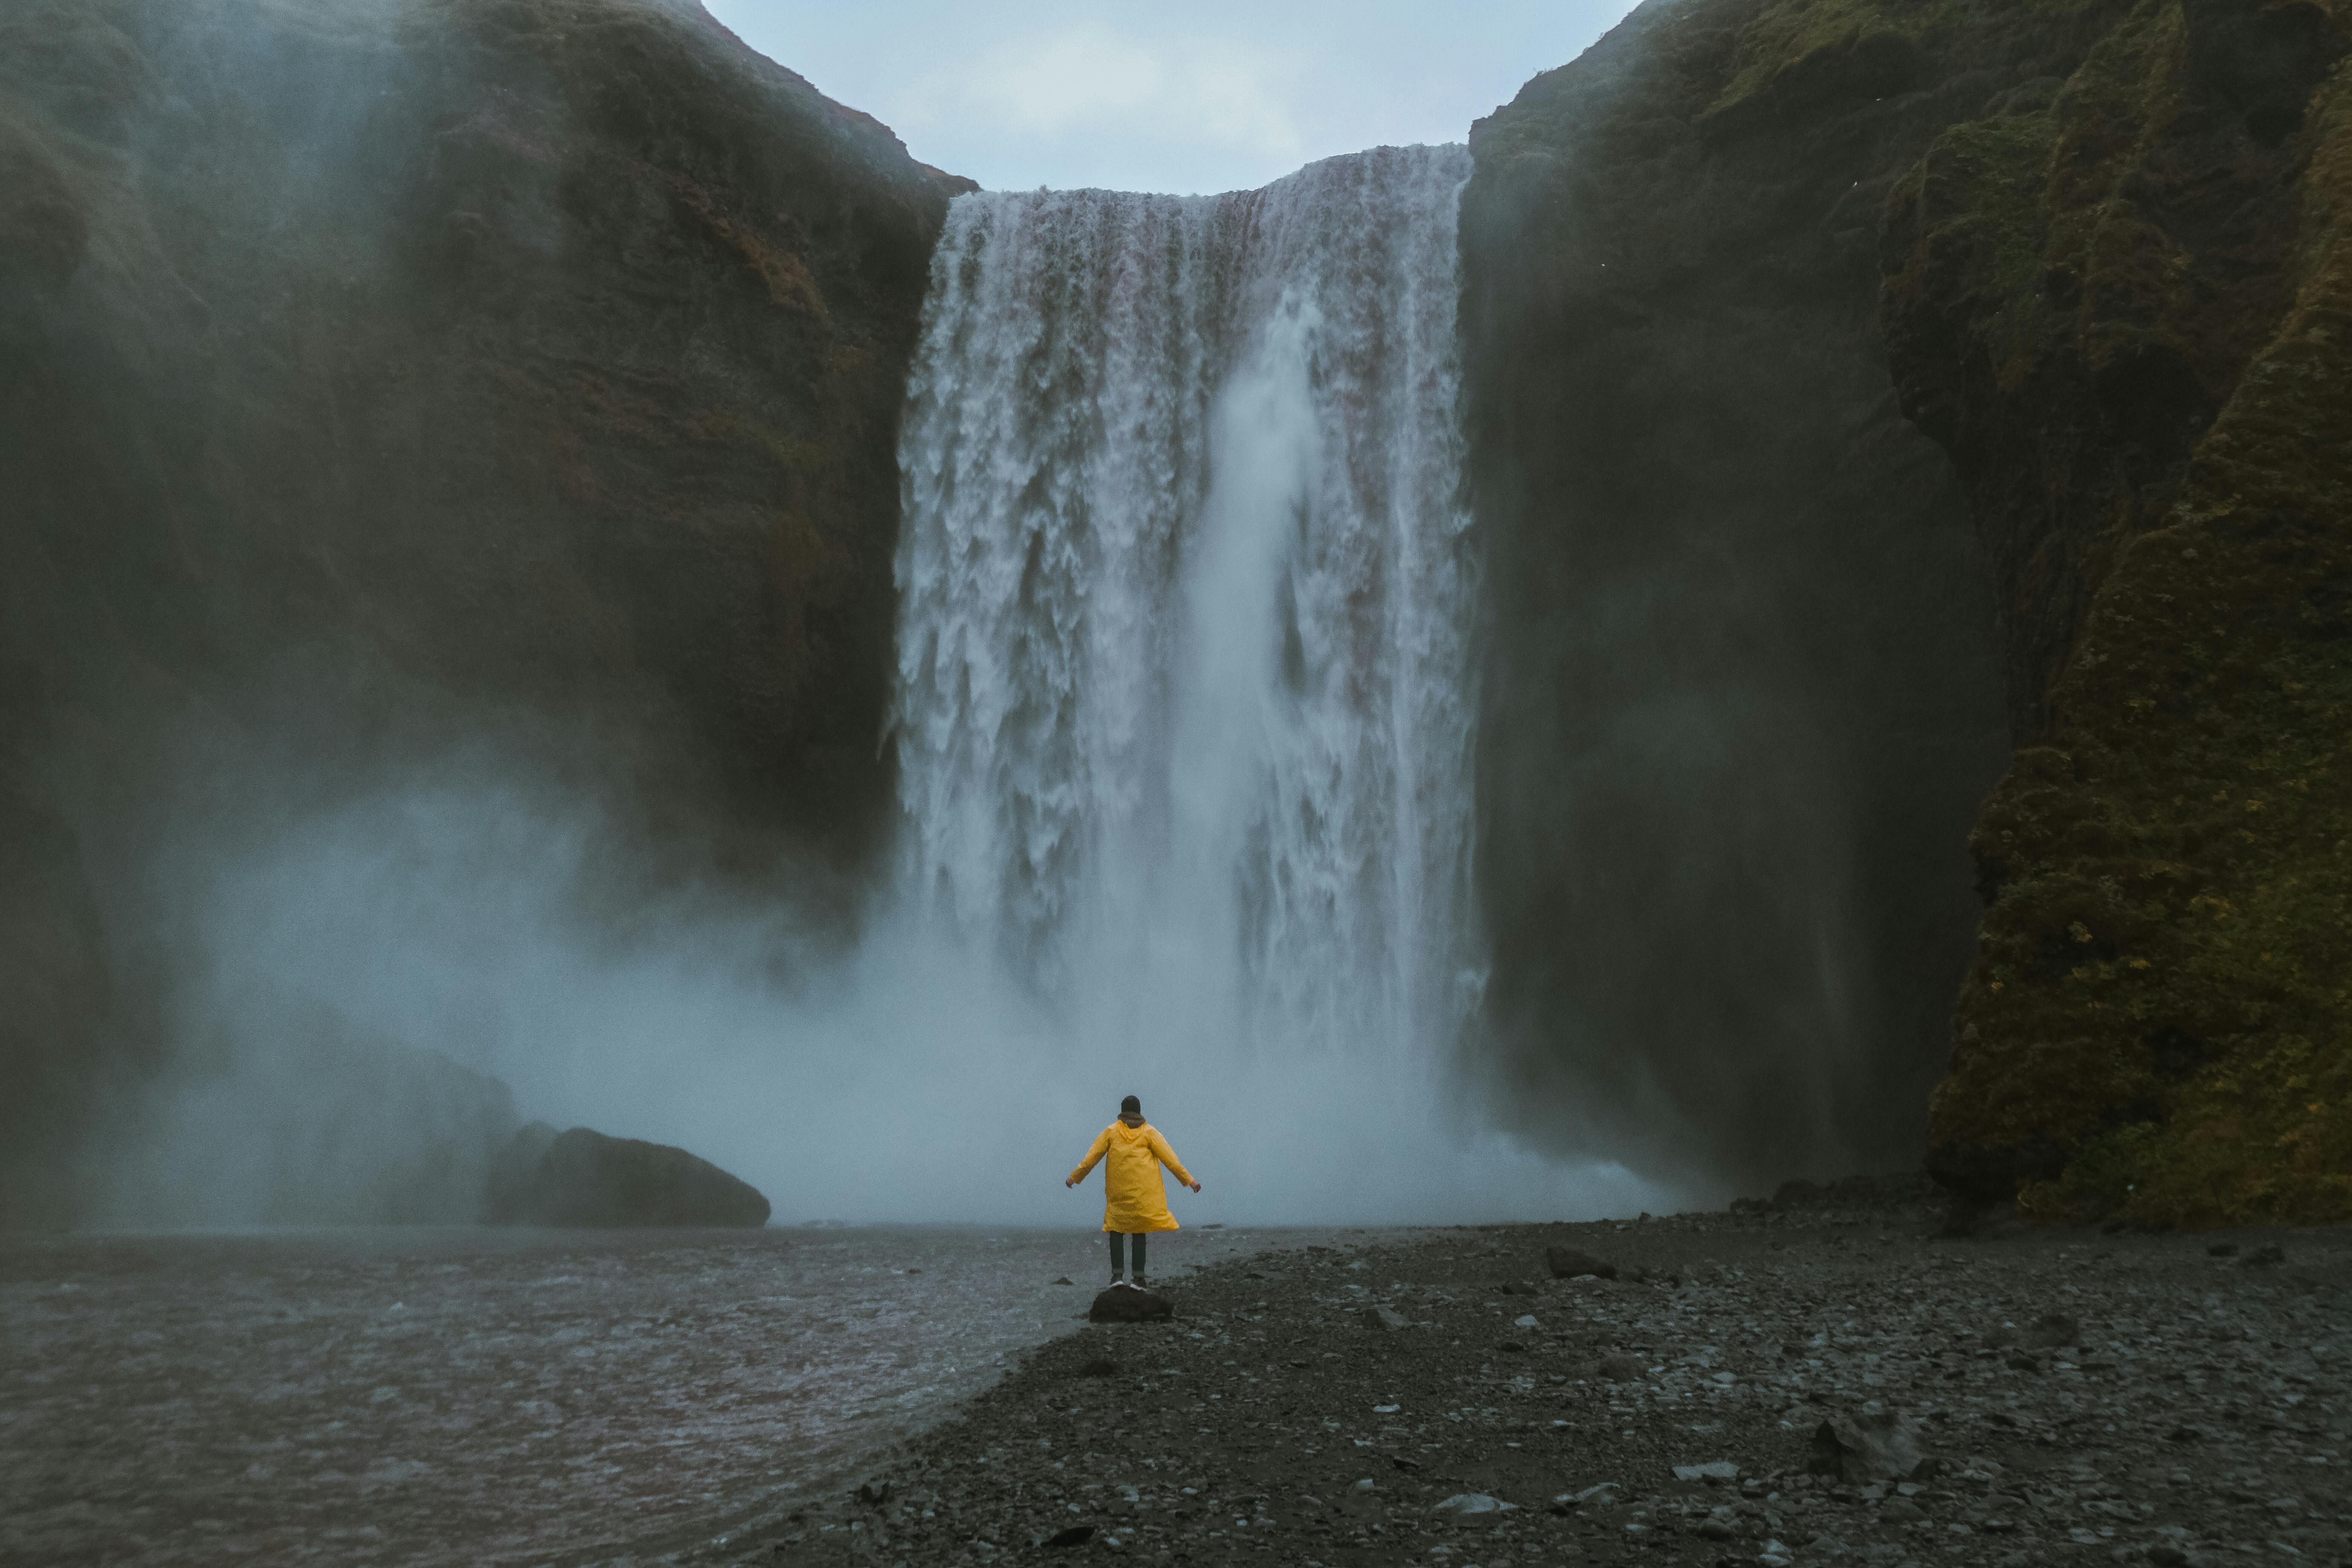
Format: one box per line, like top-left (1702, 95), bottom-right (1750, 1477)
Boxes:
top-left (894, 144), bottom-right (1482, 1073)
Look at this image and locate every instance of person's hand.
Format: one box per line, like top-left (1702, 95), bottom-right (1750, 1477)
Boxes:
top-left (1189, 1182), bottom-right (1202, 1194)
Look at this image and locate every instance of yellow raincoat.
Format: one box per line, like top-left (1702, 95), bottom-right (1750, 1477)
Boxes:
top-left (1068, 1119), bottom-right (1194, 1233)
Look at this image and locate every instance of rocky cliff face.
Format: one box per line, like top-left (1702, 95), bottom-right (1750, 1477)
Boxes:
top-left (1460, 0), bottom-right (2088, 1188)
top-left (1467, 0), bottom-right (2352, 1222)
top-left (1886, 0), bottom-right (2352, 1224)
top-left (0, 0), bottom-right (958, 1227)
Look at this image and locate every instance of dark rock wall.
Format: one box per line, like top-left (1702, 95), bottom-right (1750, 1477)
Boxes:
top-left (0, 0), bottom-right (954, 1227)
top-left (1890, 0), bottom-right (2352, 1224)
top-left (1460, 0), bottom-right (2123, 1191)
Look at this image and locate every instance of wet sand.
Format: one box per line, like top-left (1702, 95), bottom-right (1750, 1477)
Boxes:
top-left (0, 1224), bottom-right (1300, 1565)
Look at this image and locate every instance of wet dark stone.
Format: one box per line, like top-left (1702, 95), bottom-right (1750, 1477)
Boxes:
top-left (486, 1124), bottom-right (770, 1228)
top-left (1087, 1287), bottom-right (1173, 1323)
top-left (1546, 1247), bottom-right (1617, 1280)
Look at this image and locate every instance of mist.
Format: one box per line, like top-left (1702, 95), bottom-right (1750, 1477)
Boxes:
top-left (75, 757), bottom-right (1672, 1228)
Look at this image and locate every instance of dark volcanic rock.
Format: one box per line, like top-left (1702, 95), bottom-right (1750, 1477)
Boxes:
top-left (487, 1123), bottom-right (769, 1227)
top-left (752, 1213), bottom-right (2352, 1568)
top-left (1459, 0), bottom-right (2071, 1190)
top-left (1890, 0), bottom-right (2352, 1226)
top-left (1809, 1409), bottom-right (1929, 1482)
top-left (1087, 1286), bottom-right (1173, 1324)
top-left (1545, 1246), bottom-right (1617, 1280)
top-left (0, 0), bottom-right (955, 1223)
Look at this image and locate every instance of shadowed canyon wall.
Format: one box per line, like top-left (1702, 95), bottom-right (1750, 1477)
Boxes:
top-left (1887, 0), bottom-right (2352, 1224)
top-left (0, 0), bottom-right (958, 1227)
top-left (8, 0), bottom-right (2347, 1229)
top-left (1464, 0), bottom-right (2352, 1222)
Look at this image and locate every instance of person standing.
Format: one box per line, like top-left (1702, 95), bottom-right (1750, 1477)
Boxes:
top-left (1066, 1095), bottom-right (1199, 1291)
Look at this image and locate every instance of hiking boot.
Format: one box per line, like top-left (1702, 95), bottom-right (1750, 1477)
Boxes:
top-left (1132, 1276), bottom-right (1148, 1292)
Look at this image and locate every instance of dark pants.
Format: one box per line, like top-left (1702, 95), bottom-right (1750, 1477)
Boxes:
top-left (1108, 1231), bottom-right (1147, 1279)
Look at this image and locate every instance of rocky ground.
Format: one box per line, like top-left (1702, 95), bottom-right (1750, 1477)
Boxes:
top-left (737, 1193), bottom-right (2349, 1568)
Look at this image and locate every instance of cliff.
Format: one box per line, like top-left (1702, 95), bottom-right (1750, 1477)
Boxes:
top-left (0, 0), bottom-right (957, 1227)
top-left (1886, 0), bottom-right (2352, 1224)
top-left (1460, 0), bottom-right (2072, 1187)
top-left (1466, 0), bottom-right (2352, 1222)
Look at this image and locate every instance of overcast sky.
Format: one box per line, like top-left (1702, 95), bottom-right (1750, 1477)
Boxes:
top-left (703, 0), bottom-right (1646, 195)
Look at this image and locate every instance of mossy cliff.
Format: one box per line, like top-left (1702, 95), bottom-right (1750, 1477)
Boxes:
top-left (1882, 0), bottom-right (2352, 1223)
top-left (1459, 0), bottom-right (2110, 1189)
top-left (1464, 0), bottom-right (2350, 1219)
top-left (0, 0), bottom-right (959, 1227)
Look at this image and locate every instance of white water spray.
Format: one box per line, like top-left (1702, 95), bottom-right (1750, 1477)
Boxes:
top-left (881, 146), bottom-right (1660, 1219)
top-left (100, 149), bottom-right (1669, 1228)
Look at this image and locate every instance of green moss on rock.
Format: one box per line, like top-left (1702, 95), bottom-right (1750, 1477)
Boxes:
top-left (1899, 0), bottom-right (2352, 1224)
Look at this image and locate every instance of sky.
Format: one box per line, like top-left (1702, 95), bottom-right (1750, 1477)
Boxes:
top-left (703, 0), bottom-right (1647, 195)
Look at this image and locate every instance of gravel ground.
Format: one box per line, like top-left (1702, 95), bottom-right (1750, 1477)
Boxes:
top-left (732, 1200), bottom-right (2350, 1568)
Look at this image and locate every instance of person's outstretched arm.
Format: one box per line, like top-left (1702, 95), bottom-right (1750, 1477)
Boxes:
top-left (1065, 1128), bottom-right (1113, 1188)
top-left (1146, 1128), bottom-right (1200, 1193)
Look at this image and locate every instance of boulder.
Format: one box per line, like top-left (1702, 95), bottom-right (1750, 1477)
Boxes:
top-left (1433, 1493), bottom-right (1515, 1515)
top-left (1808, 1409), bottom-right (1929, 1482)
top-left (1595, 1353), bottom-right (1651, 1381)
top-left (487, 1124), bottom-right (769, 1227)
top-left (1546, 1247), bottom-right (1618, 1280)
top-left (1087, 1286), bottom-right (1173, 1324)
top-left (1990, 1312), bottom-right (2079, 1351)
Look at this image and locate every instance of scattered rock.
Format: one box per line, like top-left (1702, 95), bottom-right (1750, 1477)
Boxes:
top-left (1076, 1358), bottom-right (1118, 1377)
top-left (858, 1479), bottom-right (891, 1507)
top-left (1673, 1461), bottom-right (1738, 1482)
top-left (2022, 1311), bottom-right (2079, 1349)
top-left (1087, 1287), bottom-right (1172, 1323)
top-left (1809, 1409), bottom-right (1929, 1482)
top-left (2240, 1244), bottom-right (2285, 1267)
top-left (1054, 1276), bottom-right (1075, 1285)
top-left (1040, 1524), bottom-right (1093, 1548)
top-left (1545, 1247), bottom-right (1618, 1279)
top-left (763, 1213), bottom-right (2349, 1567)
top-left (1368, 1306), bottom-right (1409, 1331)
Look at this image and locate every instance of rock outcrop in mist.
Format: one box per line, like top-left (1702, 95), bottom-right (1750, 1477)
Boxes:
top-left (1460, 0), bottom-right (2038, 1189)
top-left (487, 1122), bottom-right (771, 1226)
top-left (0, 0), bottom-right (958, 1227)
top-left (1465, 0), bottom-right (2352, 1224)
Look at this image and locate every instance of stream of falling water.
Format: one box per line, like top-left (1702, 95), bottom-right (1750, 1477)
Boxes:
top-left (896, 145), bottom-right (1482, 1068)
top-left (885, 147), bottom-right (1645, 1218)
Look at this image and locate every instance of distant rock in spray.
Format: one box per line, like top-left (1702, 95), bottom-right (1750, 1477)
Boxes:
top-left (487, 1123), bottom-right (769, 1227)
top-left (1545, 1246), bottom-right (1618, 1280)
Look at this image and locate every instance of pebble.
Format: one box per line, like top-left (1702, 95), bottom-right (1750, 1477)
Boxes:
top-left (738, 1206), bottom-right (2351, 1568)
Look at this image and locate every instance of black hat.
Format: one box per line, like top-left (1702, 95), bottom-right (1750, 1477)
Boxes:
top-left (1120, 1095), bottom-right (1141, 1115)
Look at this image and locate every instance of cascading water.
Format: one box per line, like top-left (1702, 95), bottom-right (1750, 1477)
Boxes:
top-left (873, 147), bottom-right (1662, 1220)
top-left (135, 149), bottom-right (1663, 1229)
top-left (895, 145), bottom-right (1482, 1079)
